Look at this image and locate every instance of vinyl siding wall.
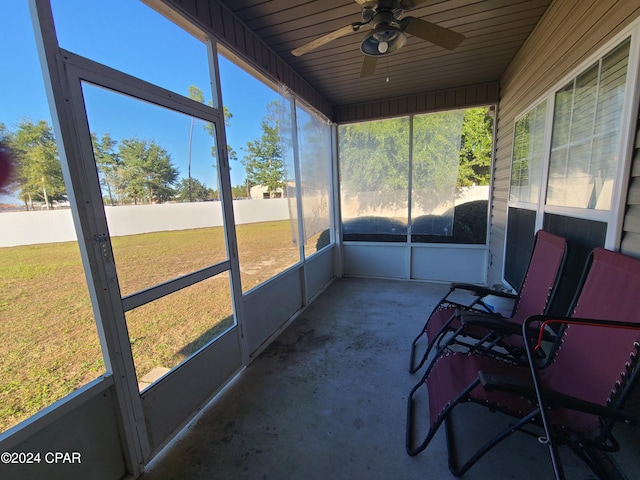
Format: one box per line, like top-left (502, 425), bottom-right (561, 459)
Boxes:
top-left (332, 81), bottom-right (499, 123)
top-left (621, 105), bottom-right (640, 254)
top-left (488, 0), bottom-right (640, 287)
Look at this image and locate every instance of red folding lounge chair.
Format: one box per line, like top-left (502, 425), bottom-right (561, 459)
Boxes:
top-left (409, 229), bottom-right (568, 374)
top-left (406, 248), bottom-right (640, 479)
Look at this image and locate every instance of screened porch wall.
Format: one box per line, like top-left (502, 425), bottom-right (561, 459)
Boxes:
top-left (159, 0), bottom-right (332, 119)
top-left (0, 2), bottom-right (337, 478)
top-left (164, 0), bottom-right (640, 288)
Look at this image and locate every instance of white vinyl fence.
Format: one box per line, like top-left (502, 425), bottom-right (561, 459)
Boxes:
top-left (341, 185), bottom-right (489, 219)
top-left (0, 199), bottom-right (290, 247)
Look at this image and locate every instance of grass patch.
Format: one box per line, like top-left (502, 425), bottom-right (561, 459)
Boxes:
top-left (0, 219), bottom-right (318, 432)
top-left (0, 241), bottom-right (100, 430)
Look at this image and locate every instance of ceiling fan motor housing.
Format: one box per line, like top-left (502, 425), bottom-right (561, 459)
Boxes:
top-left (360, 6), bottom-right (407, 56)
top-left (360, 24), bottom-right (406, 55)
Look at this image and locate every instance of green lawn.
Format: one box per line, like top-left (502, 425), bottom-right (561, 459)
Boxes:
top-left (0, 220), bottom-right (321, 432)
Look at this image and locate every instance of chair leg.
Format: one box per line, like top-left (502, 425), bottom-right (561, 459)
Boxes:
top-left (410, 331), bottom-right (444, 375)
top-left (409, 311), bottom-right (458, 374)
top-left (565, 440), bottom-right (625, 480)
top-left (409, 288), bottom-right (458, 372)
top-left (420, 324), bottom-right (470, 379)
top-left (409, 330), bottom-right (428, 374)
top-left (445, 407), bottom-right (541, 477)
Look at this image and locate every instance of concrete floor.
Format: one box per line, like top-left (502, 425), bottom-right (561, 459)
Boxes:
top-left (141, 277), bottom-right (638, 480)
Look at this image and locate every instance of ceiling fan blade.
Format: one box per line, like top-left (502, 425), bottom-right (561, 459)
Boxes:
top-left (292, 23), bottom-right (363, 57)
top-left (354, 0), bottom-right (377, 6)
top-left (360, 55), bottom-right (378, 77)
top-left (400, 17), bottom-right (465, 50)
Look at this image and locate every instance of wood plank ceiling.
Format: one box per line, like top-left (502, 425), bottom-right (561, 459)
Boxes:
top-left (219, 0), bottom-right (553, 108)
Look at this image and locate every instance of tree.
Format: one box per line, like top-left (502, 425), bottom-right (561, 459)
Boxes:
top-left (339, 108), bottom-right (493, 199)
top-left (242, 100), bottom-right (285, 196)
top-left (0, 123), bottom-right (17, 196)
top-left (458, 108), bottom-right (493, 187)
top-left (117, 138), bottom-right (179, 204)
top-left (187, 85), bottom-right (236, 202)
top-left (175, 177), bottom-right (214, 202)
top-left (412, 109), bottom-right (466, 211)
top-left (223, 106), bottom-right (237, 163)
top-left (11, 119), bottom-right (66, 210)
top-left (231, 184), bottom-right (249, 199)
top-left (338, 107), bottom-right (494, 228)
top-left (338, 116), bottom-right (410, 213)
top-left (91, 132), bottom-right (120, 205)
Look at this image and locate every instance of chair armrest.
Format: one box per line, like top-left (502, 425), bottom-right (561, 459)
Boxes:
top-left (478, 372), bottom-right (638, 425)
top-left (450, 283), bottom-right (517, 300)
top-left (521, 315), bottom-right (640, 436)
top-left (461, 313), bottom-right (557, 341)
top-left (525, 315), bottom-right (640, 353)
top-left (542, 391), bottom-right (638, 425)
top-left (478, 371), bottom-right (537, 398)
top-left (460, 313), bottom-right (521, 334)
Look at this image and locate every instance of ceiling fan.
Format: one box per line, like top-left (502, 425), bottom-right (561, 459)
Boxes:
top-left (291, 0), bottom-right (465, 77)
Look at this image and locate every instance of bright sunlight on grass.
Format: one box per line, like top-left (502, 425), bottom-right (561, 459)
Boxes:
top-left (0, 219), bottom-right (326, 432)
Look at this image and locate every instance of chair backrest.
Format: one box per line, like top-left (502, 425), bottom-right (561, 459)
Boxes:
top-left (510, 230), bottom-right (568, 324)
top-left (542, 248), bottom-right (640, 433)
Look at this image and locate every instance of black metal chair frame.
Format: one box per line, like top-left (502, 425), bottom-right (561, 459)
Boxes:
top-left (406, 316), bottom-right (640, 478)
top-left (409, 231), bottom-right (567, 375)
top-left (523, 315), bottom-right (640, 480)
top-left (408, 284), bottom-right (517, 374)
top-left (406, 248), bottom-right (640, 478)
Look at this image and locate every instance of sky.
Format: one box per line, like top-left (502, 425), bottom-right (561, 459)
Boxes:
top-left (0, 0), bottom-right (279, 203)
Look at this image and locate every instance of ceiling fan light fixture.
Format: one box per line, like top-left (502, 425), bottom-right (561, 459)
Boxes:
top-left (360, 24), bottom-right (406, 56)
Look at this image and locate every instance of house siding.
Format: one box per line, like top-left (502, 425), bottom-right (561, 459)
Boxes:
top-left (621, 107), bottom-right (640, 255)
top-left (488, 0), bottom-right (640, 287)
top-left (333, 81), bottom-right (500, 123)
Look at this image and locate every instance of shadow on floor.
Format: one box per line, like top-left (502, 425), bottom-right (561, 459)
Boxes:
top-left (141, 277), bottom-right (637, 480)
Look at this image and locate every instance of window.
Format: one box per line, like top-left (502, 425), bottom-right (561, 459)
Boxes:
top-left (510, 100), bottom-right (547, 204)
top-left (505, 100), bottom-right (548, 289)
top-left (339, 117), bottom-right (410, 242)
top-left (0, 241), bottom-right (104, 431)
top-left (51, 0), bottom-right (211, 101)
top-left (295, 104), bottom-right (332, 256)
top-left (83, 84), bottom-right (228, 296)
top-left (0, 2), bottom-right (104, 432)
top-left (218, 53), bottom-right (334, 291)
top-left (82, 83), bottom-right (235, 390)
top-left (339, 107), bottom-right (492, 244)
top-left (218, 55), bottom-right (301, 292)
top-left (543, 214), bottom-right (607, 315)
top-left (504, 208), bottom-right (537, 289)
top-left (411, 110), bottom-right (465, 237)
top-left (547, 39), bottom-right (630, 210)
top-left (127, 274), bottom-right (234, 390)
top-left (505, 37), bottom-right (634, 297)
